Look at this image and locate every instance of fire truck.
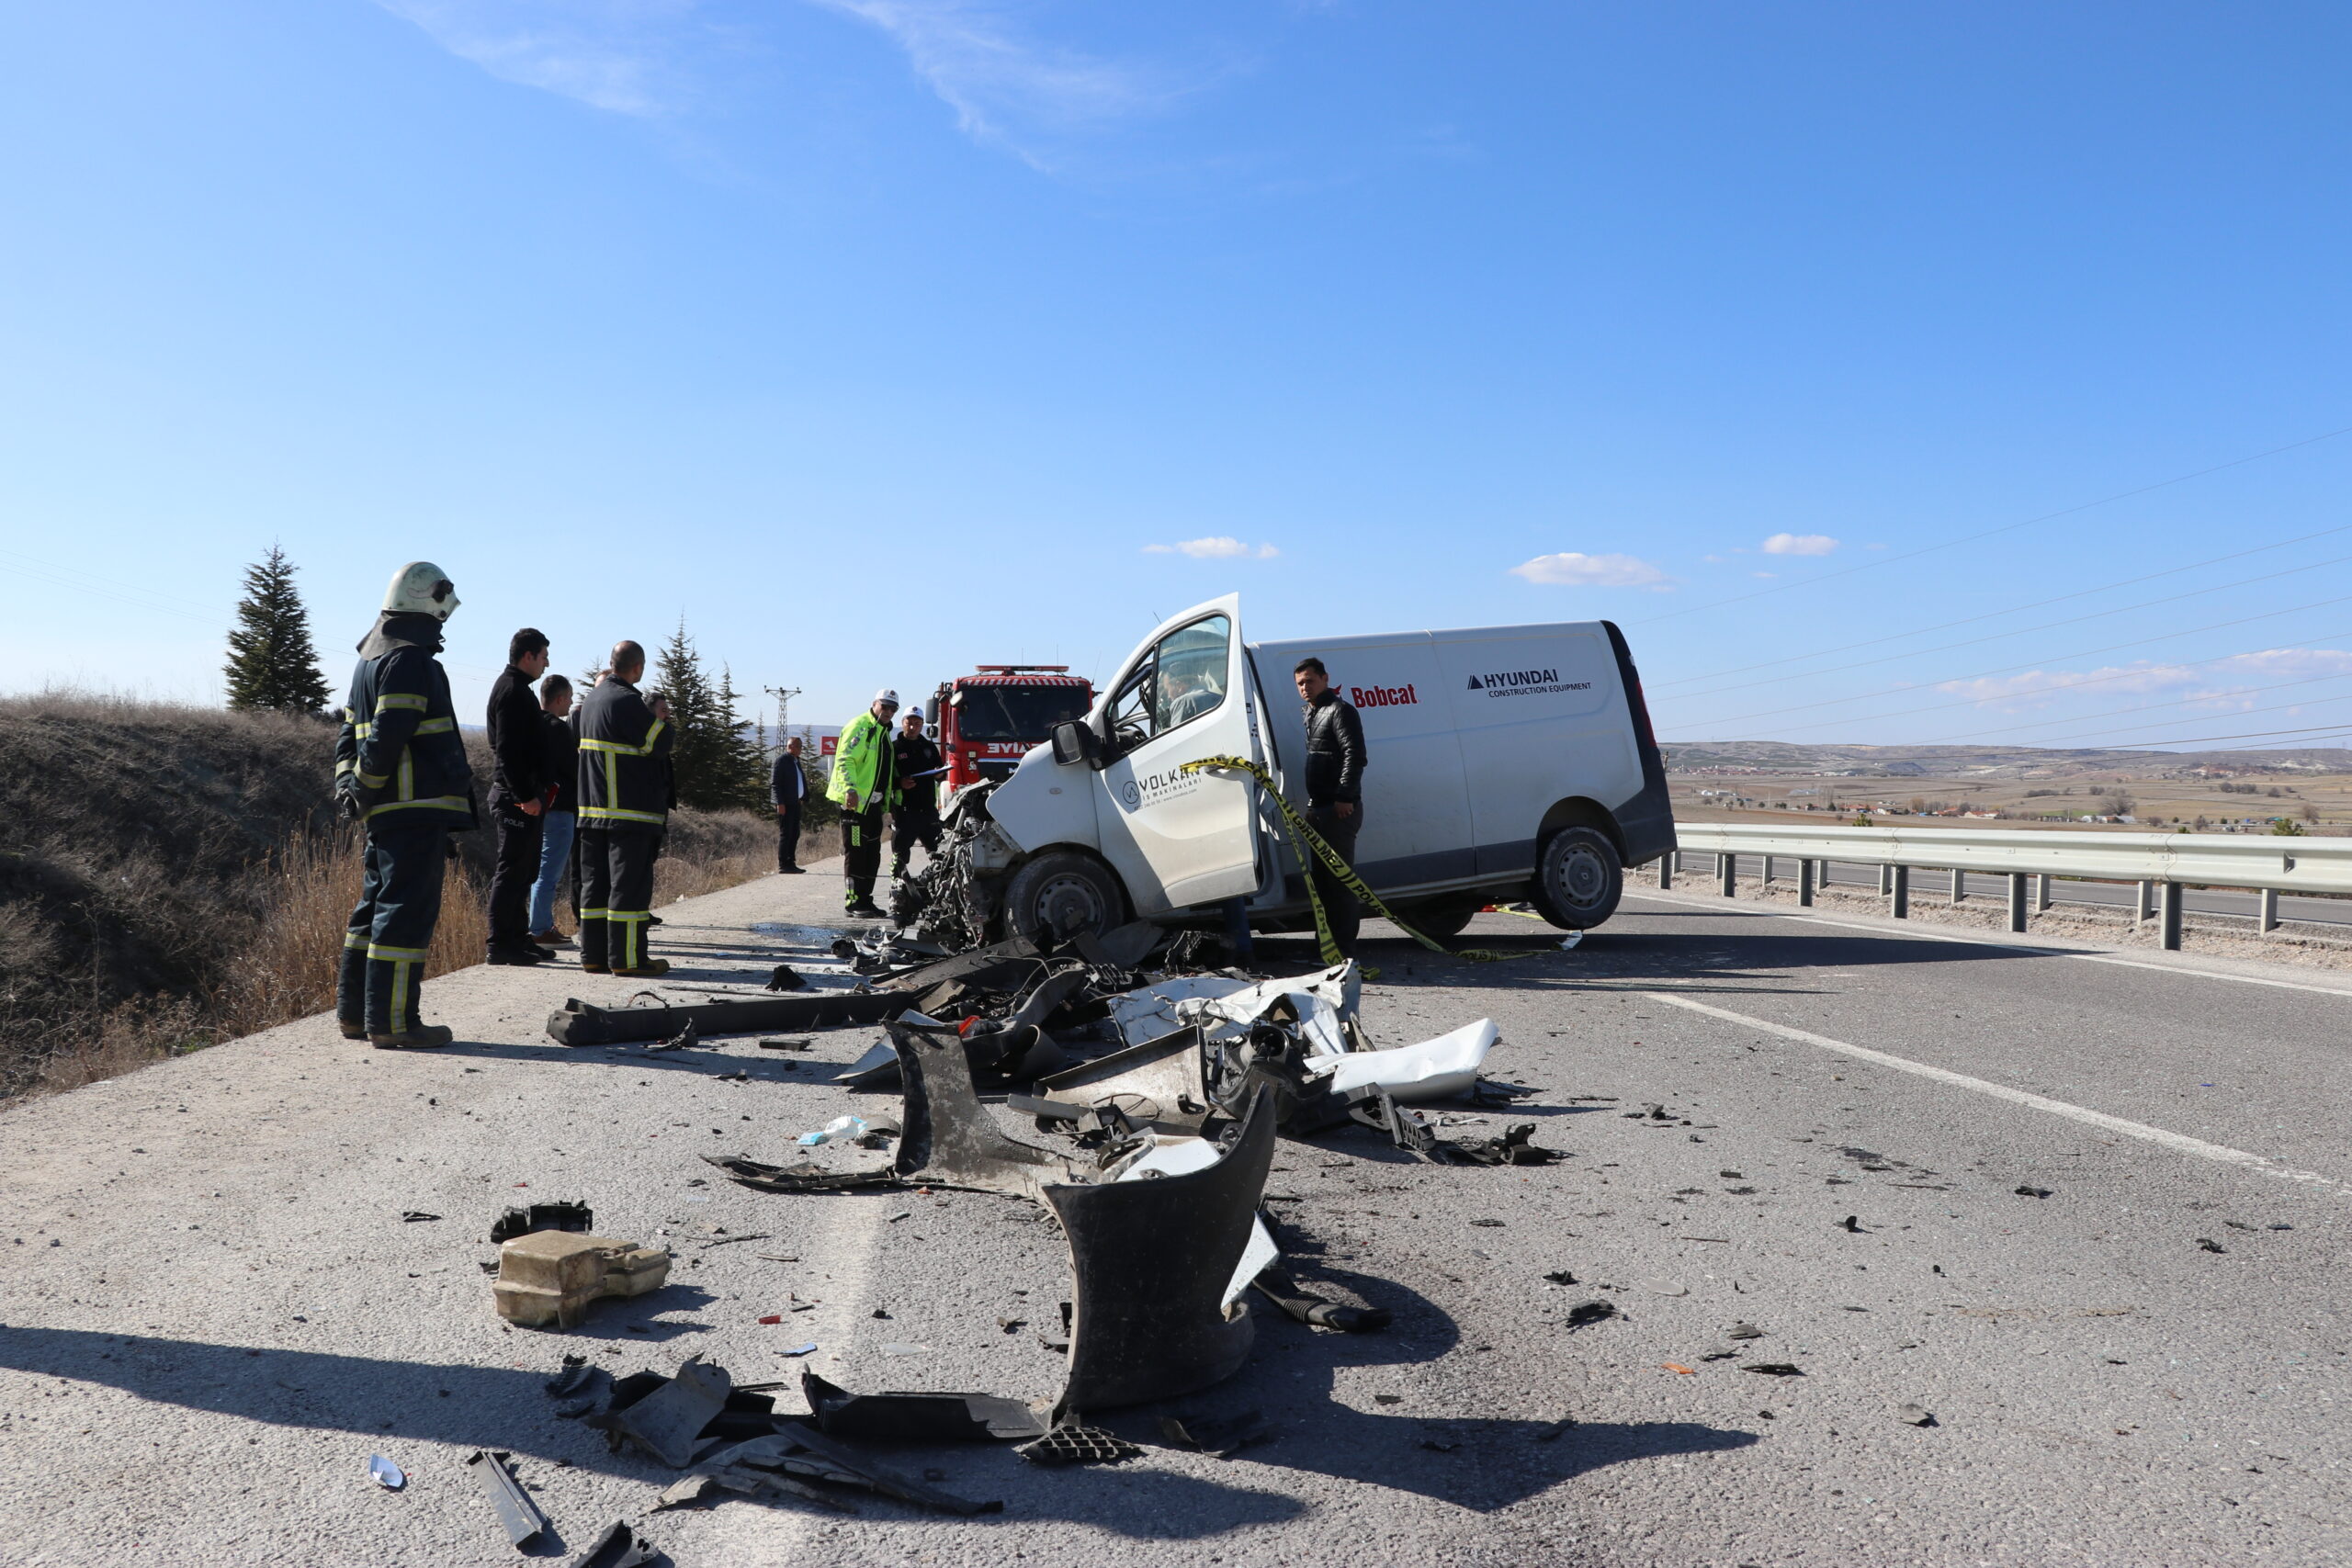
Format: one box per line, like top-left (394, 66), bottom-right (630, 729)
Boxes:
top-left (931, 665), bottom-right (1096, 792)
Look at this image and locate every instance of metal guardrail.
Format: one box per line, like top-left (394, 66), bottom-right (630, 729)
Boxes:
top-left (1664, 820), bottom-right (2352, 949)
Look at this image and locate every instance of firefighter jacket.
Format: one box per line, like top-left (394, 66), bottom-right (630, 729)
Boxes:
top-left (576, 677), bottom-right (673, 831)
top-left (893, 731), bottom-right (944, 815)
top-left (335, 613), bottom-right (476, 832)
top-left (826, 710), bottom-right (898, 809)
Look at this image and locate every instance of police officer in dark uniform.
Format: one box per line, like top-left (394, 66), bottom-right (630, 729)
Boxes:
top-left (575, 640), bottom-right (674, 977)
top-left (334, 561), bottom-right (475, 1050)
top-left (890, 706), bottom-right (944, 880)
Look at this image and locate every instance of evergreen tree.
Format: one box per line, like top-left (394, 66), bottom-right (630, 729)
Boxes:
top-left (652, 619), bottom-right (768, 811)
top-left (715, 664), bottom-right (771, 809)
top-left (223, 545), bottom-right (330, 714)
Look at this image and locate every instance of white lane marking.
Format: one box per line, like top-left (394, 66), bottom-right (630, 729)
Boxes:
top-left (1644, 990), bottom-right (2350, 1200)
top-left (1622, 890), bottom-right (2352, 1000)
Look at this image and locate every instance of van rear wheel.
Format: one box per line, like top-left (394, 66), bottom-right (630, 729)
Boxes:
top-left (1003, 851), bottom-right (1126, 945)
top-left (1530, 827), bottom-right (1622, 930)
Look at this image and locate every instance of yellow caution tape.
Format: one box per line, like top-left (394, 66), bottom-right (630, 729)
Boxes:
top-left (1179, 754), bottom-right (1549, 966)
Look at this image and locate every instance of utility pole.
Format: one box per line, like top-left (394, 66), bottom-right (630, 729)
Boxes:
top-left (763, 685), bottom-right (802, 750)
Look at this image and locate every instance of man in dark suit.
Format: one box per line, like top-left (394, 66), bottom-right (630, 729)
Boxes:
top-left (770, 735), bottom-right (809, 874)
top-left (484, 627), bottom-right (554, 965)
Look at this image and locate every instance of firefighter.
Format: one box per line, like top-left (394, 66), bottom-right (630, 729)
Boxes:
top-left (575, 640), bottom-right (674, 976)
top-left (890, 706), bottom-right (944, 880)
top-left (828, 688), bottom-right (899, 918)
top-left (334, 561), bottom-right (475, 1050)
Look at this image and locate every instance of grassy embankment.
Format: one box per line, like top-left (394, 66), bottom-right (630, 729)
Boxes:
top-left (0, 692), bottom-right (780, 1101)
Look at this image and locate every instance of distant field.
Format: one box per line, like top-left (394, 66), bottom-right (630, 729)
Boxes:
top-left (1664, 739), bottom-right (2350, 833)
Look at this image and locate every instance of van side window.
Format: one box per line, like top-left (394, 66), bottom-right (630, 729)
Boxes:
top-left (1107, 655), bottom-right (1158, 749)
top-left (1151, 615), bottom-right (1229, 731)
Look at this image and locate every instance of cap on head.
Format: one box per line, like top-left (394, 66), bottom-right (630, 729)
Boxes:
top-left (384, 561), bottom-right (458, 621)
top-left (875, 688), bottom-right (900, 707)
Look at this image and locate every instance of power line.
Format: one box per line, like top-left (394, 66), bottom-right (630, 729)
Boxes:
top-left (1643, 519), bottom-right (2352, 693)
top-left (1629, 421), bottom-right (2352, 628)
top-left (1657, 547), bottom-right (2352, 708)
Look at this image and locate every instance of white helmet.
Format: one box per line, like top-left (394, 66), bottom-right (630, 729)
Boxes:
top-left (875, 688), bottom-right (900, 707)
top-left (383, 561), bottom-right (459, 621)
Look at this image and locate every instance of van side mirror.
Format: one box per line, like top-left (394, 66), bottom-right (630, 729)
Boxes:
top-left (1051, 720), bottom-right (1096, 769)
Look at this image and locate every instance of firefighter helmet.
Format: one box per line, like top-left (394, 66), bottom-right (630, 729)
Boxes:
top-left (383, 561), bottom-right (459, 621)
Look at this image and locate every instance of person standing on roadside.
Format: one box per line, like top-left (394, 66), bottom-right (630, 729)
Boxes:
top-left (827, 689), bottom-right (899, 918)
top-left (527, 673), bottom-right (579, 946)
top-left (1294, 657), bottom-right (1368, 957)
top-left (575, 640), bottom-right (673, 976)
top-left (334, 561), bottom-right (473, 1050)
top-left (770, 735), bottom-right (809, 874)
top-left (485, 628), bottom-right (554, 965)
top-left (890, 707), bottom-right (944, 880)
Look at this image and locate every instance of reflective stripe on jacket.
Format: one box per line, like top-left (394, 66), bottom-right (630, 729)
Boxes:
top-left (576, 678), bottom-right (672, 829)
top-left (826, 710), bottom-right (898, 807)
top-left (334, 619), bottom-right (476, 832)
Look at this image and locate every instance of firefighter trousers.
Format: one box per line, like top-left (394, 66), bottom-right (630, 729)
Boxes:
top-left (578, 825), bottom-right (659, 971)
top-left (841, 801), bottom-right (887, 908)
top-left (337, 822), bottom-right (448, 1037)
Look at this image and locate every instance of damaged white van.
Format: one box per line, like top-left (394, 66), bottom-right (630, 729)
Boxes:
top-left (902, 593), bottom-right (1674, 944)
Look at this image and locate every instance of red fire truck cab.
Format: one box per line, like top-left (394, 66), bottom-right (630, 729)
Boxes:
top-left (932, 666), bottom-right (1097, 792)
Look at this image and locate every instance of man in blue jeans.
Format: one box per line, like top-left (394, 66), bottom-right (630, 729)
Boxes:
top-left (527, 673), bottom-right (580, 947)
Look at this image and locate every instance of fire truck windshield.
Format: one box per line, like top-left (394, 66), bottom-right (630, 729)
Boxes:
top-left (956, 685), bottom-right (1091, 742)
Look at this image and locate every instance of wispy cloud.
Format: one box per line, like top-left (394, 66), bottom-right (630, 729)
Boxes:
top-left (1938, 649), bottom-right (2352, 709)
top-left (1510, 552), bottom-right (1671, 589)
top-left (806, 0), bottom-right (1190, 162)
top-left (371, 0), bottom-right (698, 115)
top-left (1144, 536), bottom-right (1279, 560)
top-left (1760, 532), bottom-right (1838, 557)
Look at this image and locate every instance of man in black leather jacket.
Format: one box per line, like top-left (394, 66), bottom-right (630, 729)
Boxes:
top-left (1294, 657), bottom-right (1367, 955)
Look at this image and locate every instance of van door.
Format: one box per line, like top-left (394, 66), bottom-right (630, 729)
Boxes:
top-left (1093, 594), bottom-right (1265, 914)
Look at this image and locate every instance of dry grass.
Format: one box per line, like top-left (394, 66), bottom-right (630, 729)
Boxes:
top-left (0, 687), bottom-right (776, 1103)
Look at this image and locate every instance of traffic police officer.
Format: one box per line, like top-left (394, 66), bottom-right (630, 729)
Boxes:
top-left (335, 561), bottom-right (475, 1049)
top-left (575, 639), bottom-right (674, 977)
top-left (829, 688), bottom-right (899, 918)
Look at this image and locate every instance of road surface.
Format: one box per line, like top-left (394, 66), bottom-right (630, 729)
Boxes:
top-left (2, 865), bottom-right (2344, 1565)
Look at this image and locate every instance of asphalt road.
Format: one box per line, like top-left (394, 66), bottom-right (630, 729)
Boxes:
top-left (1696, 852), bottom-right (2352, 929)
top-left (3, 863), bottom-right (2346, 1566)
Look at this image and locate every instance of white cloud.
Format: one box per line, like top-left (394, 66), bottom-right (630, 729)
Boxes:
top-left (1144, 536), bottom-right (1279, 560)
top-left (1509, 552), bottom-right (1671, 589)
top-left (806, 0), bottom-right (1186, 160)
top-left (1760, 532), bottom-right (1838, 557)
top-left (371, 0), bottom-right (696, 115)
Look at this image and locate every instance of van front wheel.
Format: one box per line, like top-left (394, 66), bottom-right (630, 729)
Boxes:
top-left (1530, 827), bottom-right (1622, 930)
top-left (1002, 851), bottom-right (1127, 944)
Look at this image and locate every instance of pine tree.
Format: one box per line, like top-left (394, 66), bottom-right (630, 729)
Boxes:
top-left (651, 619), bottom-right (769, 811)
top-left (715, 664), bottom-right (771, 810)
top-left (223, 545), bottom-right (330, 715)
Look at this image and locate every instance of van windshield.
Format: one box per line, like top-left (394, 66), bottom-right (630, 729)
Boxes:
top-left (954, 685), bottom-right (1091, 743)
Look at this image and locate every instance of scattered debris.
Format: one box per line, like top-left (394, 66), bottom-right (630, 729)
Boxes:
top-left (493, 1231), bottom-right (671, 1328)
top-left (467, 1450), bottom-right (548, 1551)
top-left (1565, 1300), bottom-right (1619, 1330)
top-left (1743, 1363), bottom-right (1804, 1377)
top-left (759, 1037), bottom-right (815, 1052)
top-left (1532, 1416), bottom-right (1577, 1442)
top-left (2198, 1238), bottom-right (2227, 1253)
top-left (2015, 1185), bottom-right (2053, 1199)
top-left (1838, 1214), bottom-right (1864, 1233)
top-left (646, 1019), bottom-right (699, 1053)
top-left (1662, 1362), bottom-right (1696, 1375)
top-left (698, 1232), bottom-right (775, 1251)
top-left (565, 1519), bottom-right (660, 1568)
top-left (1544, 1269), bottom-right (1577, 1286)
top-left (400, 1211), bottom-right (440, 1224)
top-left (368, 1453), bottom-right (405, 1490)
top-left (803, 1371), bottom-right (1047, 1442)
top-left (1726, 1322), bottom-right (1764, 1340)
top-left (798, 1115), bottom-right (869, 1147)
top-left (589, 1353), bottom-right (732, 1468)
top-left (766, 964), bottom-right (808, 993)
top-left (1896, 1403), bottom-right (1937, 1427)
top-left (1018, 1424), bottom-right (1144, 1466)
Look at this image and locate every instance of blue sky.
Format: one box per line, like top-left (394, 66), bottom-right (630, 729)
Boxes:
top-left (6, 2), bottom-right (2352, 750)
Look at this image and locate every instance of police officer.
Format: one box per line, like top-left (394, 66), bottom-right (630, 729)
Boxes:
top-left (1294, 656), bottom-right (1367, 956)
top-left (890, 706), bottom-right (944, 880)
top-left (575, 640), bottom-right (674, 977)
top-left (829, 688), bottom-right (899, 918)
top-left (334, 561), bottom-right (475, 1050)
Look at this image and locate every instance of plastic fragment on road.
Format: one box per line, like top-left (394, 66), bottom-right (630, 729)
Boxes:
top-left (488, 1200), bottom-right (593, 1244)
top-left (766, 964), bottom-right (808, 992)
top-left (798, 1115), bottom-right (869, 1146)
top-left (565, 1519), bottom-right (660, 1568)
top-left (1250, 1264), bottom-right (1391, 1333)
top-left (1305, 1018), bottom-right (1498, 1103)
top-left (2014, 1185), bottom-right (2053, 1199)
top-left (693, 1427), bottom-right (1002, 1515)
top-left (783, 1342), bottom-right (819, 1356)
top-left (1018, 1424), bottom-right (1144, 1466)
top-left (803, 1370), bottom-right (1047, 1442)
top-left (758, 1037), bottom-right (814, 1051)
top-left (466, 1450), bottom-right (548, 1551)
top-left (1896, 1402), bottom-right (1937, 1427)
top-left (589, 1353), bottom-right (732, 1468)
top-left (400, 1211), bottom-right (440, 1223)
top-left (368, 1452), bottom-right (405, 1490)
top-left (1564, 1300), bottom-right (1618, 1330)
top-left (1159, 1409), bottom-right (1275, 1458)
top-left (493, 1231), bottom-right (671, 1328)
top-left (1726, 1322), bottom-right (1764, 1339)
top-left (1743, 1363), bottom-right (1804, 1376)
top-left (1111, 1134), bottom-right (1281, 1308)
top-left (1662, 1362), bottom-right (1696, 1375)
